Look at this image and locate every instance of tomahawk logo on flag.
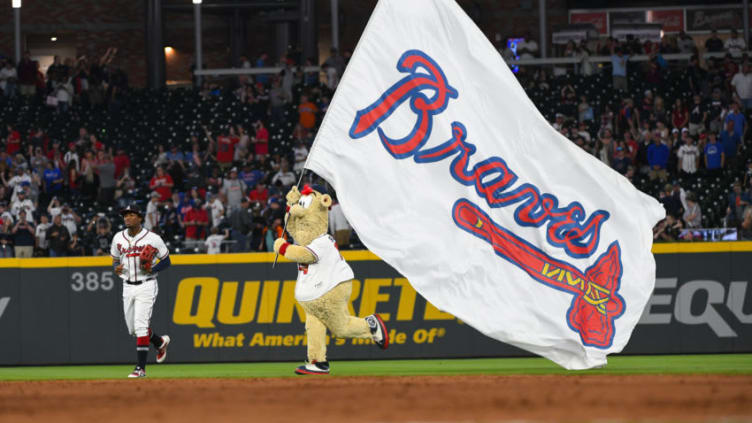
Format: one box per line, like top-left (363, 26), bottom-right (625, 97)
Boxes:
top-left (306, 0), bottom-right (665, 369)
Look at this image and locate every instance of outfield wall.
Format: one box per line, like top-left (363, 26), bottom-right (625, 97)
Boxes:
top-left (0, 243), bottom-right (750, 365)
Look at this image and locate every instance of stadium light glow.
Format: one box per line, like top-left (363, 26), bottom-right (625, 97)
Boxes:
top-left (192, 0), bottom-right (202, 4)
top-left (51, 36), bottom-right (57, 42)
top-left (12, 0), bottom-right (22, 8)
top-left (164, 46), bottom-right (174, 55)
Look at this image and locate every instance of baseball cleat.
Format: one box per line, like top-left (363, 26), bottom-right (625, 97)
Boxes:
top-left (156, 335), bottom-right (170, 363)
top-left (294, 360), bottom-right (330, 375)
top-left (366, 314), bottom-right (389, 349)
top-left (128, 367), bottom-right (146, 378)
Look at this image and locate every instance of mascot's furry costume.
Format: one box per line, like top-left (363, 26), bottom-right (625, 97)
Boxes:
top-left (274, 184), bottom-right (389, 375)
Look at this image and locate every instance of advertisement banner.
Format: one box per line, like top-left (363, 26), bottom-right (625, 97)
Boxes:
top-left (570, 12), bottom-right (608, 35)
top-left (0, 247), bottom-right (750, 365)
top-left (686, 8), bottom-right (742, 32)
top-left (647, 10), bottom-right (684, 33)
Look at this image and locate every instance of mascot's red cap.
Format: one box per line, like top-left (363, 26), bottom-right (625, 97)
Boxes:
top-left (301, 185), bottom-right (314, 195)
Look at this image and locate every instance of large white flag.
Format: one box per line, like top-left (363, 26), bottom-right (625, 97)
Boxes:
top-left (306, 0), bottom-right (665, 369)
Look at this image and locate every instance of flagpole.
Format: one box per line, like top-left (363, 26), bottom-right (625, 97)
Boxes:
top-left (272, 168), bottom-right (307, 268)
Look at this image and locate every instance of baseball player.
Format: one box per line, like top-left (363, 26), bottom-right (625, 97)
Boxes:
top-left (111, 204), bottom-right (172, 378)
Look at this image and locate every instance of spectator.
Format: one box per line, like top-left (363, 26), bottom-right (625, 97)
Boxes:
top-left (725, 29), bottom-right (746, 57)
top-left (517, 32), bottom-right (539, 59)
top-left (95, 153), bottom-right (116, 205)
top-left (653, 215), bottom-right (682, 242)
top-left (89, 216), bottom-right (112, 256)
top-left (11, 210), bottom-right (34, 258)
top-left (79, 150), bottom-right (96, 199)
top-left (208, 192), bottom-right (225, 228)
top-left (252, 120), bottom-right (269, 158)
top-left (720, 119), bottom-right (742, 169)
top-left (671, 98), bottom-right (689, 130)
top-left (292, 140), bottom-right (309, 172)
top-left (610, 45), bottom-right (629, 92)
top-left (647, 136), bottom-right (669, 181)
top-left (255, 52), bottom-right (270, 85)
top-left (239, 162), bottom-right (264, 191)
top-left (740, 206), bottom-right (752, 240)
top-left (222, 167), bottom-right (247, 211)
top-left (682, 192), bottom-right (702, 228)
top-left (113, 148), bottom-right (131, 179)
top-left (204, 226), bottom-right (226, 254)
top-left (298, 95), bottom-right (318, 132)
top-left (731, 63), bottom-right (752, 110)
top-left (150, 166), bottom-right (174, 202)
top-left (228, 198), bottom-right (252, 251)
top-left (5, 124), bottom-right (21, 156)
top-left (705, 29), bottom-right (724, 52)
top-left (688, 94), bottom-right (707, 136)
top-left (46, 214), bottom-right (71, 257)
top-left (677, 135), bottom-right (700, 177)
top-left (728, 181), bottom-right (751, 224)
top-left (213, 127), bottom-right (238, 172)
top-left (724, 102), bottom-right (746, 139)
top-left (59, 203), bottom-right (80, 236)
top-left (183, 198), bottom-right (208, 241)
top-left (0, 59), bottom-right (17, 97)
top-left (54, 76), bottom-right (74, 113)
top-left (10, 190), bottom-right (34, 223)
top-left (707, 88), bottom-right (726, 133)
top-left (269, 79), bottom-right (291, 123)
top-left (68, 233), bottom-right (85, 256)
top-left (16, 52), bottom-right (36, 96)
top-left (249, 182), bottom-right (269, 204)
top-left (676, 32), bottom-right (696, 53)
top-left (145, 191), bottom-right (161, 231)
top-left (704, 132), bottom-right (725, 173)
top-left (35, 214), bottom-right (51, 256)
top-left (0, 219), bottom-right (13, 258)
top-left (271, 159), bottom-right (296, 189)
top-left (611, 144), bottom-right (631, 175)
top-left (659, 183), bottom-right (683, 218)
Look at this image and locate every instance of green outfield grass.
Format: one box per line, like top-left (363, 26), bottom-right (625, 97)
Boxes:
top-left (0, 354), bottom-right (750, 381)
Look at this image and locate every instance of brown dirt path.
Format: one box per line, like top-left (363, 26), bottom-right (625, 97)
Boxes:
top-left (0, 374), bottom-right (750, 423)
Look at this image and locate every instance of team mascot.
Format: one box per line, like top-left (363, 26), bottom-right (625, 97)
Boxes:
top-left (274, 184), bottom-right (389, 375)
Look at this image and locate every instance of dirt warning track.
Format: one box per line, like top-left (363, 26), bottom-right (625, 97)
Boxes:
top-left (1, 374), bottom-right (750, 422)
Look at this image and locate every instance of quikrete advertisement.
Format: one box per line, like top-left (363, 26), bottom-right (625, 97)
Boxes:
top-left (166, 257), bottom-right (521, 362)
top-left (0, 247), bottom-right (750, 365)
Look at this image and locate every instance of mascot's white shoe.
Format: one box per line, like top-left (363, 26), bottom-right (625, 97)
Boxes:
top-left (366, 314), bottom-right (389, 349)
top-left (295, 360), bottom-right (330, 375)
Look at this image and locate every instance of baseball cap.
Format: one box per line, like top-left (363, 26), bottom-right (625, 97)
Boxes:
top-left (671, 128), bottom-right (679, 133)
top-left (120, 204), bottom-right (143, 217)
top-left (681, 128), bottom-right (688, 133)
top-left (300, 183), bottom-right (328, 196)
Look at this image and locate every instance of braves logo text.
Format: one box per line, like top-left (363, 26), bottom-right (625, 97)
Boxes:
top-left (350, 49), bottom-right (623, 348)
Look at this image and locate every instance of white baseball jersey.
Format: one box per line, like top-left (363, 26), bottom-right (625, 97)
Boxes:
top-left (294, 234), bottom-right (354, 302)
top-left (110, 228), bottom-right (169, 282)
top-left (204, 234), bottom-right (225, 254)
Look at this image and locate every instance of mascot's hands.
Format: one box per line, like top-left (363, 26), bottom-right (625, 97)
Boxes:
top-left (286, 186), bottom-right (301, 207)
top-left (273, 237), bottom-right (287, 254)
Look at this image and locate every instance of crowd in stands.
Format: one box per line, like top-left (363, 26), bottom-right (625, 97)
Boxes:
top-left (512, 30), bottom-right (752, 241)
top-left (0, 47), bottom-right (353, 257)
top-left (2, 29), bottom-right (752, 258)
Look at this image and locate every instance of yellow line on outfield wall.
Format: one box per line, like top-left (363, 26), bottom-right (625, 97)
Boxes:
top-left (0, 243), bottom-right (748, 268)
top-left (0, 250), bottom-right (381, 268)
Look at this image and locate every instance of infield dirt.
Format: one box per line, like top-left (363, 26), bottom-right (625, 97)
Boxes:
top-left (1, 374), bottom-right (750, 422)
